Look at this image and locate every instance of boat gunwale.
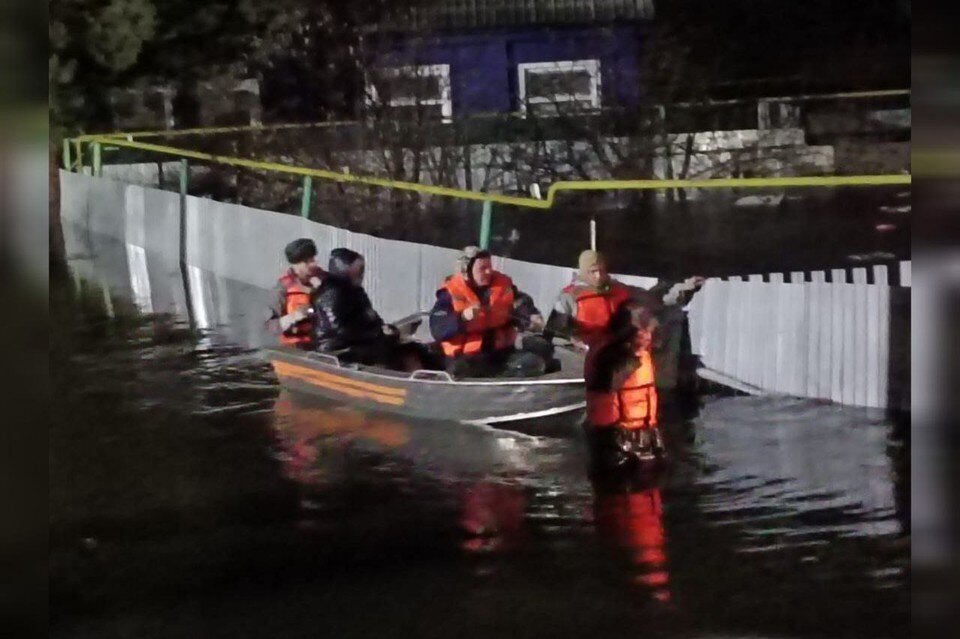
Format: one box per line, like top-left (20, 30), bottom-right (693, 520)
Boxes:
top-left (264, 346), bottom-right (586, 387)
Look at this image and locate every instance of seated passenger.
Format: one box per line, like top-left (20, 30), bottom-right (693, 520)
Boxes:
top-left (429, 247), bottom-right (547, 378)
top-left (267, 238), bottom-right (326, 350)
top-left (313, 248), bottom-right (424, 371)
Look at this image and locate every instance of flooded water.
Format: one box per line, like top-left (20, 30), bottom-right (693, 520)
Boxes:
top-left (50, 245), bottom-right (909, 638)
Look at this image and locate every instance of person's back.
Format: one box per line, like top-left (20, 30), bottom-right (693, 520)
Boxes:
top-left (313, 248), bottom-right (384, 353)
top-left (313, 248), bottom-right (427, 371)
top-left (584, 301), bottom-right (664, 472)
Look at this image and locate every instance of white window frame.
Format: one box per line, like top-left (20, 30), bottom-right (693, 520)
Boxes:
top-left (517, 59), bottom-right (602, 117)
top-left (366, 64), bottom-right (452, 121)
top-left (757, 98), bottom-right (801, 130)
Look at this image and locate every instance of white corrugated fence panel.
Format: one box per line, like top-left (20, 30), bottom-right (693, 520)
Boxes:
top-left (62, 171), bottom-right (900, 409)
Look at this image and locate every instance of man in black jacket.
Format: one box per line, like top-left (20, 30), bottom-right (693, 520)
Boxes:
top-left (313, 248), bottom-right (424, 371)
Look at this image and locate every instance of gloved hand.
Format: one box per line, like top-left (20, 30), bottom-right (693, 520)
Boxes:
top-left (461, 306), bottom-right (480, 322)
top-left (527, 314), bottom-right (545, 332)
top-left (382, 323), bottom-right (398, 336)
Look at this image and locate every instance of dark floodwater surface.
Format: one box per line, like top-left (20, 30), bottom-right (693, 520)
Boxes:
top-left (50, 259), bottom-right (909, 638)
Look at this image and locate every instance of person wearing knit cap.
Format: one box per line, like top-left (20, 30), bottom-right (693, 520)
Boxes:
top-left (547, 249), bottom-right (703, 352)
top-left (547, 250), bottom-right (651, 350)
top-left (457, 245), bottom-right (481, 276)
top-left (429, 246), bottom-right (548, 378)
top-left (578, 249), bottom-right (605, 277)
top-left (266, 238), bottom-right (326, 349)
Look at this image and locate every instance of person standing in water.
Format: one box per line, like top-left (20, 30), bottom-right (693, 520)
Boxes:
top-left (584, 299), bottom-right (665, 471)
top-left (548, 249), bottom-right (702, 353)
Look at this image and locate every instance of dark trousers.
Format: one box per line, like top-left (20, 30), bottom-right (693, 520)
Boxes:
top-left (340, 336), bottom-right (431, 371)
top-left (445, 347), bottom-right (547, 379)
top-left (585, 424), bottom-right (666, 475)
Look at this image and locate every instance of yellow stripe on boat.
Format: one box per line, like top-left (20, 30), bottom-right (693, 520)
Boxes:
top-left (272, 360), bottom-right (407, 406)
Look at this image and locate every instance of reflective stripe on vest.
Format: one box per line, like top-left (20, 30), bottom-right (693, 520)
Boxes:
top-left (441, 272), bottom-right (517, 357)
top-left (564, 281), bottom-right (632, 344)
top-left (586, 349), bottom-right (658, 429)
top-left (279, 273), bottom-right (314, 347)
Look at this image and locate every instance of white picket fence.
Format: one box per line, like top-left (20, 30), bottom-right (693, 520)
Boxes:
top-left (712, 262), bottom-right (911, 287)
top-left (688, 264), bottom-right (908, 409)
top-left (63, 170), bottom-right (908, 410)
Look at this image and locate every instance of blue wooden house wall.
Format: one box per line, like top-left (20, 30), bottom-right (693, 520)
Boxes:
top-left (367, 24), bottom-right (644, 115)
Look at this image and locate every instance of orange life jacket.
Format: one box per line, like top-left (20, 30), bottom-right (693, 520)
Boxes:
top-left (441, 272), bottom-right (517, 357)
top-left (278, 271), bottom-right (315, 349)
top-left (586, 342), bottom-right (659, 429)
top-left (564, 280), bottom-right (633, 345)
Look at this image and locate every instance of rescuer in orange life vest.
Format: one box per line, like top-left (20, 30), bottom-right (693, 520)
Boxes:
top-left (546, 250), bottom-right (665, 350)
top-left (267, 238), bottom-right (326, 350)
top-left (584, 299), bottom-right (666, 471)
top-left (429, 246), bottom-right (548, 378)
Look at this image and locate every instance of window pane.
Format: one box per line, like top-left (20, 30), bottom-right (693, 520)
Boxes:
top-left (375, 73), bottom-right (442, 101)
top-left (525, 69), bottom-right (593, 98)
top-left (528, 99), bottom-right (594, 118)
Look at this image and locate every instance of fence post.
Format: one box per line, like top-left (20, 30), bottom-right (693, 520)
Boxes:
top-left (92, 141), bottom-right (102, 177)
top-left (62, 139), bottom-right (72, 171)
top-left (177, 158), bottom-right (197, 329)
top-left (479, 199), bottom-right (493, 249)
top-left (179, 159), bottom-right (189, 195)
top-left (179, 159), bottom-right (189, 264)
top-left (300, 176), bottom-right (313, 219)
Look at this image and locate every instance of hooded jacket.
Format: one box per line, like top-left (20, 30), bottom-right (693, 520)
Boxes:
top-left (313, 248), bottom-right (385, 352)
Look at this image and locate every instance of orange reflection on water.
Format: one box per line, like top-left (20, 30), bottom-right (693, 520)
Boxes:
top-left (460, 481), bottom-right (527, 553)
top-left (595, 481), bottom-right (671, 603)
top-left (272, 389), bottom-right (411, 482)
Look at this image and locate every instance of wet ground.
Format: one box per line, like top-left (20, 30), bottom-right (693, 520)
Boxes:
top-left (50, 252), bottom-right (909, 638)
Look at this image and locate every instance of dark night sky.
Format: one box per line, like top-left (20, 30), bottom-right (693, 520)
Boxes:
top-left (657, 0), bottom-right (910, 92)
